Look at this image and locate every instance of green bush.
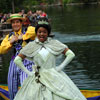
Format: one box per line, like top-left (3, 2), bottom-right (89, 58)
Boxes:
top-left (63, 0), bottom-right (81, 4)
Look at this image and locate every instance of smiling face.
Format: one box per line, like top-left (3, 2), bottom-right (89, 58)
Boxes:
top-left (11, 19), bottom-right (22, 32)
top-left (37, 27), bottom-right (48, 42)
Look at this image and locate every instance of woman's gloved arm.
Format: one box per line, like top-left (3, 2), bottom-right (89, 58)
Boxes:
top-left (56, 49), bottom-right (75, 72)
top-left (14, 55), bottom-right (34, 76)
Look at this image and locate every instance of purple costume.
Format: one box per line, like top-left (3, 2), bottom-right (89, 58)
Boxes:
top-left (7, 31), bottom-right (34, 100)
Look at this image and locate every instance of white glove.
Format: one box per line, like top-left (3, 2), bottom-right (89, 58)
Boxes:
top-left (55, 49), bottom-right (75, 72)
top-left (14, 56), bottom-right (34, 76)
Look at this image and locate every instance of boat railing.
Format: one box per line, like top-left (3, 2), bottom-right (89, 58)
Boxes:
top-left (0, 23), bottom-right (12, 42)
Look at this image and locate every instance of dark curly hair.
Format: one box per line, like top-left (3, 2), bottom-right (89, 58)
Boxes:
top-left (35, 17), bottom-right (51, 36)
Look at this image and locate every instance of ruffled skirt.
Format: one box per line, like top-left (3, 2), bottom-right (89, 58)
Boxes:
top-left (14, 68), bottom-right (87, 100)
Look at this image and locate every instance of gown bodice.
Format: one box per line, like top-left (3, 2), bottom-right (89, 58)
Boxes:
top-left (33, 47), bottom-right (56, 69)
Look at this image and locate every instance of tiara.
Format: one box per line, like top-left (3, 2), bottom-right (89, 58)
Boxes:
top-left (38, 20), bottom-right (49, 25)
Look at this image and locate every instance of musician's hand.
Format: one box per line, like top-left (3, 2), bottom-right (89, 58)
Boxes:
top-left (18, 34), bottom-right (23, 40)
top-left (10, 35), bottom-right (18, 44)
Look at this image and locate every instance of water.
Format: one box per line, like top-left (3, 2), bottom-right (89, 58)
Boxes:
top-left (0, 4), bottom-right (100, 89)
top-left (46, 4), bottom-right (100, 89)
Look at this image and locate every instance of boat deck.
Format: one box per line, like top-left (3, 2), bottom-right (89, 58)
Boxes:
top-left (0, 84), bottom-right (100, 99)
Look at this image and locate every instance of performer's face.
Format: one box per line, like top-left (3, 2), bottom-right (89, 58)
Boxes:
top-left (37, 27), bottom-right (48, 43)
top-left (11, 19), bottom-right (22, 32)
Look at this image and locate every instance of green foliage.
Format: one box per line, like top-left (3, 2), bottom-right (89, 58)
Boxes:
top-left (63, 0), bottom-right (80, 4)
top-left (23, 0), bottom-right (39, 6)
top-left (63, 0), bottom-right (72, 3)
top-left (0, 0), bottom-right (100, 13)
top-left (48, 0), bottom-right (54, 4)
top-left (0, 0), bottom-right (11, 13)
top-left (0, 0), bottom-right (24, 13)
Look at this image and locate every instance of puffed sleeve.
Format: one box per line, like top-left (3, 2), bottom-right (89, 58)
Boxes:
top-left (22, 26), bottom-right (36, 40)
top-left (0, 34), bottom-right (13, 54)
